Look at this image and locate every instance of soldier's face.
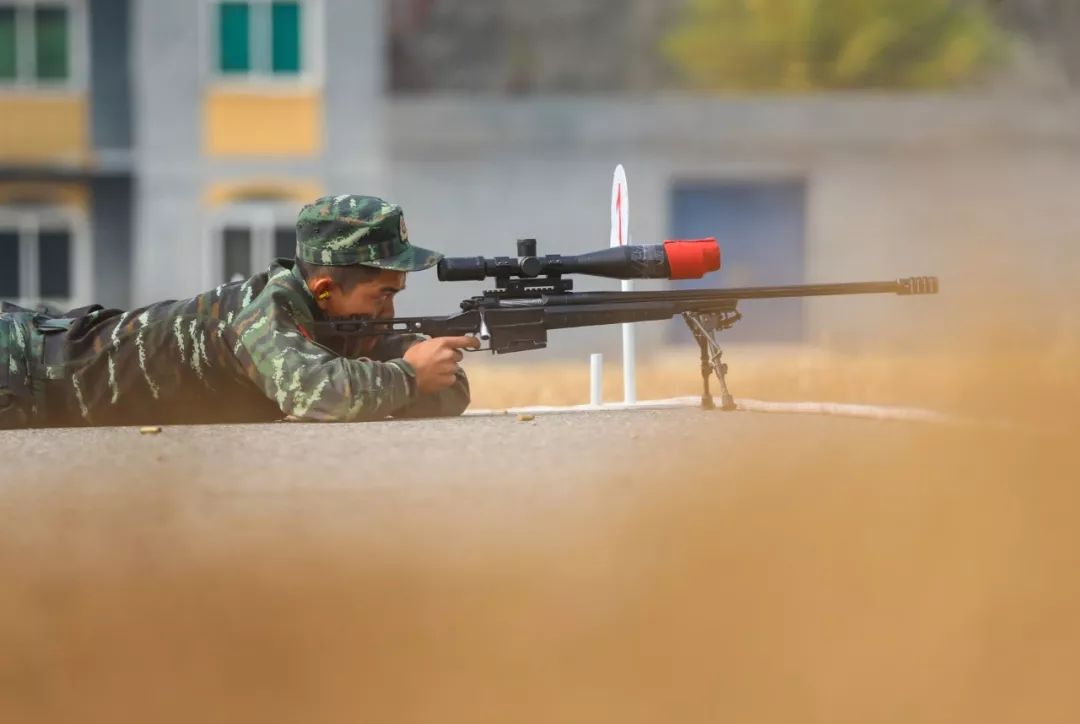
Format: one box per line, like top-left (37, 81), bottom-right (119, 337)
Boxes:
top-left (328, 269), bottom-right (407, 320)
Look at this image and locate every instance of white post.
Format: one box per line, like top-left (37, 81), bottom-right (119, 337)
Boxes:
top-left (621, 281), bottom-right (636, 404)
top-left (610, 164), bottom-right (637, 405)
top-left (590, 353), bottom-right (603, 407)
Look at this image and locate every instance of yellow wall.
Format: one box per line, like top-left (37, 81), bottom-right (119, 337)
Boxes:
top-left (203, 89), bottom-right (323, 158)
top-left (0, 95), bottom-right (88, 163)
top-left (203, 179), bottom-right (323, 208)
top-left (0, 181), bottom-right (88, 211)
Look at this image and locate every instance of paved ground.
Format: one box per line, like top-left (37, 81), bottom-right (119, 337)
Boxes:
top-left (0, 407), bottom-right (936, 557)
top-left (0, 407), bottom-right (916, 489)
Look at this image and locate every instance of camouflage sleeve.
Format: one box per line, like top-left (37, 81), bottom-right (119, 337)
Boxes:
top-left (369, 334), bottom-right (472, 418)
top-left (232, 289), bottom-right (419, 422)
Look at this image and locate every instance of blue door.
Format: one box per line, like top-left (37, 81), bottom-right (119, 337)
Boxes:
top-left (668, 180), bottom-right (806, 343)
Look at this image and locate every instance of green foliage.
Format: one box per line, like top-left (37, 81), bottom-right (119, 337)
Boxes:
top-left (663, 0), bottom-right (1009, 91)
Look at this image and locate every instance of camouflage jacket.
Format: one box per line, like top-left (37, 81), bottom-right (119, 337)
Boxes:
top-left (0, 260), bottom-right (469, 428)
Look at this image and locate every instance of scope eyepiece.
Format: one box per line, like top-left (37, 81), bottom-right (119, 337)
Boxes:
top-left (437, 256), bottom-right (488, 282)
top-left (436, 238), bottom-right (721, 283)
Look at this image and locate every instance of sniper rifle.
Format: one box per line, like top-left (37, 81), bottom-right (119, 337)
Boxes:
top-left (312, 238), bottom-right (938, 411)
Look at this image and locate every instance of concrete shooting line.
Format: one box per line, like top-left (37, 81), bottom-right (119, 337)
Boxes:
top-left (466, 397), bottom-right (959, 424)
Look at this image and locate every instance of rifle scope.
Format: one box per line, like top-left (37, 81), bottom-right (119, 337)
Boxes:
top-left (437, 238), bottom-right (721, 283)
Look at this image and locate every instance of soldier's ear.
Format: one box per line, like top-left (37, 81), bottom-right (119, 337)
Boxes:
top-left (308, 276), bottom-right (334, 305)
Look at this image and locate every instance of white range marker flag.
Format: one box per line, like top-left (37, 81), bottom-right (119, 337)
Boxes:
top-left (610, 164), bottom-right (636, 404)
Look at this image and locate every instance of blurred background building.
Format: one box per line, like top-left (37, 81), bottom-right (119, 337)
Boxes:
top-left (2, 0), bottom-right (1078, 353)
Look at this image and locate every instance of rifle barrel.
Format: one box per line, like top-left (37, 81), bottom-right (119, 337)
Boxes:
top-left (542, 277), bottom-right (937, 306)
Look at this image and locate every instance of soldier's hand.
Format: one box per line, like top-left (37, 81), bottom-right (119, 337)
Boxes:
top-left (403, 336), bottom-right (480, 394)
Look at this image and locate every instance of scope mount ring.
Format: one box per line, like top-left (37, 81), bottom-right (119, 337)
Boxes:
top-left (493, 276), bottom-right (574, 296)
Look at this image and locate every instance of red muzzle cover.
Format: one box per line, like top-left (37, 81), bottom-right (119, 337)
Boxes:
top-left (663, 238), bottom-right (721, 280)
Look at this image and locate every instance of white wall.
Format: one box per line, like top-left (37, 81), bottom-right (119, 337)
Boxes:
top-left (386, 94), bottom-right (1080, 354)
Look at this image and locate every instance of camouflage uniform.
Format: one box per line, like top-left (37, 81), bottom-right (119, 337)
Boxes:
top-left (0, 195), bottom-right (469, 429)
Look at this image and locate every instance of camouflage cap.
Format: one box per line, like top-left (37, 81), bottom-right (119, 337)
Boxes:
top-left (295, 195), bottom-right (442, 271)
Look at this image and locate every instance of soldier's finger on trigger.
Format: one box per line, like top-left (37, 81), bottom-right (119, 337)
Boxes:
top-left (445, 336), bottom-right (480, 349)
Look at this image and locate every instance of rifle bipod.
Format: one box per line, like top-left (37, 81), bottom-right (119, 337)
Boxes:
top-left (682, 310), bottom-right (741, 411)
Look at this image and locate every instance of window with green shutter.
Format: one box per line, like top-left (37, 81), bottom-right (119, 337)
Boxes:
top-left (216, 1), bottom-right (304, 78)
top-left (34, 6), bottom-right (69, 80)
top-left (0, 2), bottom-right (74, 84)
top-left (271, 2), bottom-right (300, 74)
top-left (219, 2), bottom-right (250, 73)
top-left (0, 8), bottom-right (16, 81)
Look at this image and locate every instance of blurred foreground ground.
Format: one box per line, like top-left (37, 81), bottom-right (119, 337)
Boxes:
top-left (2, 336), bottom-right (1079, 723)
